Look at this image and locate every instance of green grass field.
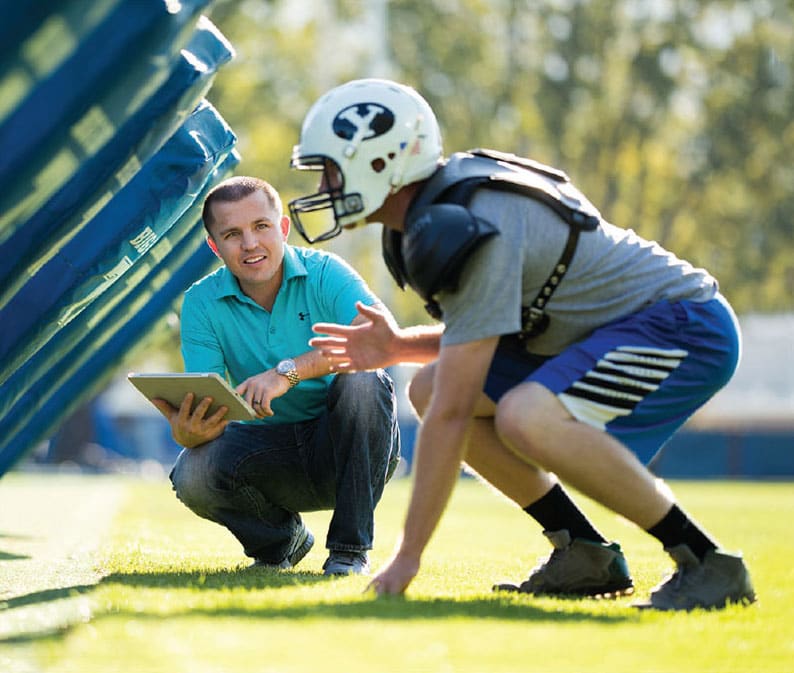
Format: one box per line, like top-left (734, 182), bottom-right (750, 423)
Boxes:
top-left (1, 471), bottom-right (792, 673)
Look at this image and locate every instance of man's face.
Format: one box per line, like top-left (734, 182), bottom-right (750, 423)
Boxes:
top-left (206, 190), bottom-right (290, 296)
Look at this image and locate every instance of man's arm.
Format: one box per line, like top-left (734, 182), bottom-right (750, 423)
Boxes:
top-left (310, 301), bottom-right (443, 371)
top-left (235, 347), bottom-right (332, 417)
top-left (235, 304), bottom-right (383, 416)
top-left (367, 335), bottom-right (499, 595)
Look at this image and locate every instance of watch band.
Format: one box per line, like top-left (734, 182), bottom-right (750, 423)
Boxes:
top-left (276, 359), bottom-right (300, 387)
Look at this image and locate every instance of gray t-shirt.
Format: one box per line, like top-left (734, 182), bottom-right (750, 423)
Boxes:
top-left (438, 188), bottom-right (717, 355)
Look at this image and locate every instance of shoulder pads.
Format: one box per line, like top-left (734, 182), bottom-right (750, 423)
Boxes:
top-left (418, 149), bottom-right (601, 231)
top-left (402, 203), bottom-right (498, 301)
top-left (380, 149), bottom-right (601, 322)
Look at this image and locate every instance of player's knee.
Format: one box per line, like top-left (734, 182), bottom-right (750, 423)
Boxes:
top-left (494, 382), bottom-right (549, 459)
top-left (407, 363), bottom-right (435, 417)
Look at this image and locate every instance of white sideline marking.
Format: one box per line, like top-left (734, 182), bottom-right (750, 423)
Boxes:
top-left (0, 473), bottom-right (126, 641)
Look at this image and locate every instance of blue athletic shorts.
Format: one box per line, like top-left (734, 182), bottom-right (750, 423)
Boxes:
top-left (484, 295), bottom-right (741, 464)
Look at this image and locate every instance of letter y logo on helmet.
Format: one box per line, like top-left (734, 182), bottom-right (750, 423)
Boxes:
top-left (333, 103), bottom-right (395, 142)
top-left (289, 79), bottom-right (443, 244)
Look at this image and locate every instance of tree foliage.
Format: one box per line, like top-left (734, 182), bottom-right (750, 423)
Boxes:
top-left (205, 0), bottom-right (794, 322)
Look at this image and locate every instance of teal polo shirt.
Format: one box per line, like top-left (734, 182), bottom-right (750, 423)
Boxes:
top-left (180, 245), bottom-right (379, 424)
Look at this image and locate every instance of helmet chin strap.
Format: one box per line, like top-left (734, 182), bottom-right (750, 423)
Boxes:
top-left (343, 218), bottom-right (366, 230)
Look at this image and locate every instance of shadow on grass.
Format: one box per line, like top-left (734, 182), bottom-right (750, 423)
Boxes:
top-left (0, 550), bottom-right (30, 560)
top-left (1, 531), bottom-right (34, 559)
top-left (2, 565), bottom-right (632, 645)
top-left (0, 531), bottom-right (34, 539)
top-left (0, 566), bottom-right (328, 616)
top-left (101, 566), bottom-right (333, 590)
top-left (1, 584), bottom-right (95, 611)
top-left (0, 566), bottom-right (328, 634)
top-left (142, 595), bottom-right (633, 623)
top-left (1, 585), bottom-right (98, 644)
top-left (102, 567), bottom-right (631, 620)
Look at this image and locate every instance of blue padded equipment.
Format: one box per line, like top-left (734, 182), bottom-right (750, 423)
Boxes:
top-left (0, 1), bottom-right (240, 477)
top-left (0, 153), bottom-right (239, 474)
top-left (0, 15), bottom-right (233, 295)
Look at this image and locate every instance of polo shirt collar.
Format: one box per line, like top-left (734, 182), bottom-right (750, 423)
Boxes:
top-left (282, 244), bottom-right (309, 282)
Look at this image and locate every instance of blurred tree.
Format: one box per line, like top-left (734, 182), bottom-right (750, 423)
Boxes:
top-left (199, 0), bottom-right (793, 325)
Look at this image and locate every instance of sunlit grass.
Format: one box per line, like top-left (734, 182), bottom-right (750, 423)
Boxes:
top-left (2, 474), bottom-right (793, 673)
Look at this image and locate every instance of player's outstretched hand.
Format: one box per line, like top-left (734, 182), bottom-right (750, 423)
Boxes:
top-left (311, 301), bottom-right (398, 372)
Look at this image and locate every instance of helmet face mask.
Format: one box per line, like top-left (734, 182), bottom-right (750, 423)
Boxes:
top-left (289, 79), bottom-right (443, 244)
top-left (288, 156), bottom-right (365, 243)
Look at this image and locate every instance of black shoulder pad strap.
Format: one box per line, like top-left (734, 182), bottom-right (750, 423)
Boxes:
top-left (381, 225), bottom-right (407, 290)
top-left (402, 203), bottom-right (498, 301)
top-left (468, 147), bottom-right (570, 182)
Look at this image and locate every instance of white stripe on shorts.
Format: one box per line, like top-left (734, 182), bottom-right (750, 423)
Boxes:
top-left (559, 345), bottom-right (689, 429)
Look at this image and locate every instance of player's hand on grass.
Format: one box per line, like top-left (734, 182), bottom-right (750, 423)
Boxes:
top-left (152, 392), bottom-right (228, 448)
top-left (367, 551), bottom-right (420, 596)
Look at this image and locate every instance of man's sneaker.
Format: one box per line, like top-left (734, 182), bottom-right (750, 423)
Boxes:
top-left (251, 528), bottom-right (315, 570)
top-left (633, 544), bottom-right (756, 611)
top-left (493, 529), bottom-right (634, 598)
top-left (322, 551), bottom-right (370, 576)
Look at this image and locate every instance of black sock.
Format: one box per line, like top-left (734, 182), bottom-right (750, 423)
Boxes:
top-left (646, 504), bottom-right (718, 561)
top-left (523, 484), bottom-right (607, 544)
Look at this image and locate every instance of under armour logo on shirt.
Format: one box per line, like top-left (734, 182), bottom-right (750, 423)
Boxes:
top-left (298, 312), bottom-right (310, 321)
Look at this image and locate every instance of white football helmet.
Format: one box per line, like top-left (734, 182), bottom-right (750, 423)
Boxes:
top-left (289, 78), bottom-right (443, 243)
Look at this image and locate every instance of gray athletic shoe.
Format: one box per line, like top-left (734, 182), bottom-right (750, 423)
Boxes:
top-left (322, 551), bottom-right (370, 576)
top-left (251, 528), bottom-right (315, 570)
top-left (493, 529), bottom-right (634, 598)
top-left (634, 544), bottom-right (756, 611)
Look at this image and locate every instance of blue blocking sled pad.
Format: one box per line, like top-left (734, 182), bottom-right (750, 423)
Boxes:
top-left (0, 1), bottom-right (240, 475)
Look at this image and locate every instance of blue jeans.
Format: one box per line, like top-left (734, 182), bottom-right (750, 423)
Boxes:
top-left (169, 370), bottom-right (401, 564)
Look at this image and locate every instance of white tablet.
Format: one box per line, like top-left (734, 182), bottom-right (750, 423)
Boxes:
top-left (128, 372), bottom-right (257, 421)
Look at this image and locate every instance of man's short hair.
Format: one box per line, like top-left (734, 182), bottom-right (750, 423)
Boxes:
top-left (202, 176), bottom-right (283, 234)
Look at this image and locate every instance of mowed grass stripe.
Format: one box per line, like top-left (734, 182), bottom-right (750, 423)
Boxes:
top-left (1, 473), bottom-right (792, 673)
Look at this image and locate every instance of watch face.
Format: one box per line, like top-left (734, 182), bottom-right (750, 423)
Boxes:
top-left (276, 359), bottom-right (300, 387)
top-left (277, 359), bottom-right (296, 374)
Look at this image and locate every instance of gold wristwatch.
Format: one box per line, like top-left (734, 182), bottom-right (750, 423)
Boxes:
top-left (276, 358), bottom-right (300, 387)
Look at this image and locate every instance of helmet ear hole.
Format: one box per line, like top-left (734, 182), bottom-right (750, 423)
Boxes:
top-left (371, 157), bottom-right (387, 173)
